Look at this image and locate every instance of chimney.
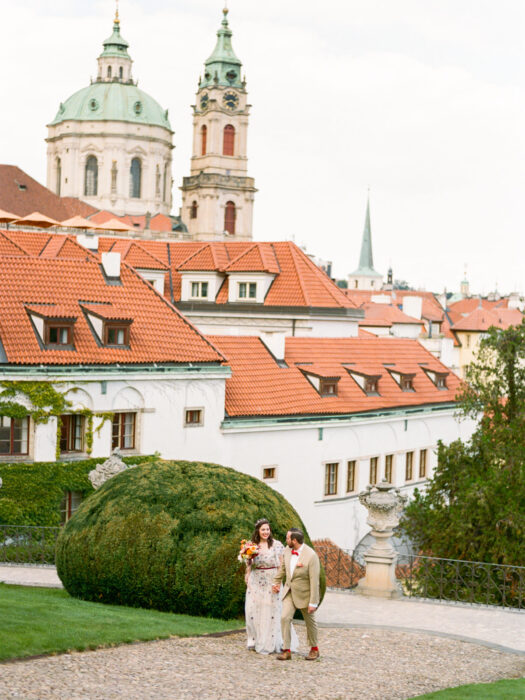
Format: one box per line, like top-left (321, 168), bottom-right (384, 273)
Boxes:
top-left (402, 296), bottom-right (422, 320)
top-left (76, 232), bottom-right (99, 251)
top-left (101, 252), bottom-right (121, 279)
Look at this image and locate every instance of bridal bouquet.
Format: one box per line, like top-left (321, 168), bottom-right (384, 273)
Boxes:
top-left (237, 539), bottom-right (259, 563)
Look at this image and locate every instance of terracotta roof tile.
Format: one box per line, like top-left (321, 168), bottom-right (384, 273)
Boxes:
top-left (225, 243), bottom-right (280, 273)
top-left (0, 255), bottom-right (225, 366)
top-left (210, 336), bottom-right (460, 417)
top-left (360, 303), bottom-right (424, 327)
top-left (0, 165), bottom-right (97, 220)
top-left (451, 306), bottom-right (523, 331)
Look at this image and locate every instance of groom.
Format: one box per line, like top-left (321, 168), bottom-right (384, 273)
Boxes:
top-left (272, 528), bottom-right (320, 661)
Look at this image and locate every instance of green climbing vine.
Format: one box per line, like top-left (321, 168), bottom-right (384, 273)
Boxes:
top-left (0, 381), bottom-right (113, 458)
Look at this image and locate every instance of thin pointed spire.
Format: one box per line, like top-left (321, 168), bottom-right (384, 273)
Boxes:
top-left (115, 0), bottom-right (120, 25)
top-left (350, 193), bottom-right (382, 278)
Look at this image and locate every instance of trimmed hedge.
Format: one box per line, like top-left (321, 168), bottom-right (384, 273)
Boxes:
top-left (56, 459), bottom-right (325, 619)
top-left (0, 456), bottom-right (152, 526)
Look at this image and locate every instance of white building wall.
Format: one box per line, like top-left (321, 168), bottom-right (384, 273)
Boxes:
top-left (219, 410), bottom-right (477, 551)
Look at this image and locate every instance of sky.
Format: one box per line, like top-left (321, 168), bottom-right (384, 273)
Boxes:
top-left (1, 0), bottom-right (524, 295)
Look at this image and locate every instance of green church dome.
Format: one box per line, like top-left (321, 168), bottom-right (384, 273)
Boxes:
top-left (49, 81), bottom-right (172, 131)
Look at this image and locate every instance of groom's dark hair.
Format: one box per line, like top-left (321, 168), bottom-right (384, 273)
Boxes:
top-left (289, 528), bottom-right (304, 545)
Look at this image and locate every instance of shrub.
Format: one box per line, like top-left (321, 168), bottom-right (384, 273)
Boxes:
top-left (56, 459), bottom-right (325, 619)
top-left (0, 456), bottom-right (151, 526)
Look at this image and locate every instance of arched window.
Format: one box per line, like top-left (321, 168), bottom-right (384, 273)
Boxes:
top-left (223, 125), bottom-right (235, 156)
top-left (129, 158), bottom-right (141, 198)
top-left (107, 66), bottom-right (112, 79)
top-left (224, 201), bottom-right (236, 235)
top-left (56, 157), bottom-right (61, 196)
top-left (190, 201), bottom-right (198, 219)
top-left (201, 125), bottom-right (207, 156)
top-left (119, 66), bottom-right (123, 80)
top-left (84, 156), bottom-right (98, 196)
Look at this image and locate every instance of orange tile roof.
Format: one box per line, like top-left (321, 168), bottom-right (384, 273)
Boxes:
top-left (178, 243), bottom-right (230, 271)
top-left (360, 303), bottom-right (425, 327)
top-left (0, 165), bottom-right (98, 220)
top-left (0, 255), bottom-right (225, 366)
top-left (0, 230), bottom-right (31, 257)
top-left (225, 243), bottom-right (280, 273)
top-left (102, 240), bottom-right (168, 270)
top-left (209, 336), bottom-right (460, 418)
top-left (448, 297), bottom-right (509, 315)
top-left (451, 306), bottom-right (523, 332)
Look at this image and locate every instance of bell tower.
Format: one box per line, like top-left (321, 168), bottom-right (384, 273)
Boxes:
top-left (180, 8), bottom-right (256, 240)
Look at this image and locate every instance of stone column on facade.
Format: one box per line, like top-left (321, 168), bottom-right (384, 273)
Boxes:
top-left (356, 479), bottom-right (407, 599)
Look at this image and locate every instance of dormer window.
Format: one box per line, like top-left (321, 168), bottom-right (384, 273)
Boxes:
top-left (45, 323), bottom-right (73, 346)
top-left (389, 370), bottom-right (416, 392)
top-left (300, 369), bottom-right (340, 397)
top-left (238, 282), bottom-right (256, 300)
top-left (191, 281), bottom-right (208, 299)
top-left (345, 368), bottom-right (381, 396)
top-left (423, 368), bottom-right (449, 390)
top-left (320, 379), bottom-right (338, 396)
top-left (104, 323), bottom-right (130, 346)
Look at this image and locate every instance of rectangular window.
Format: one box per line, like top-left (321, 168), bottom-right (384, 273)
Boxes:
top-left (184, 408), bottom-right (203, 426)
top-left (105, 325), bottom-right (129, 346)
top-left (369, 456), bottom-right (378, 485)
top-left (365, 377), bottom-right (379, 394)
top-left (238, 282), bottom-right (257, 300)
top-left (112, 412), bottom-right (136, 450)
top-left (191, 281), bottom-right (208, 298)
top-left (324, 462), bottom-right (338, 496)
top-left (405, 451), bottom-right (414, 481)
top-left (385, 454), bottom-right (394, 483)
top-left (400, 376), bottom-right (414, 391)
top-left (60, 414), bottom-right (85, 453)
top-left (346, 460), bottom-right (356, 492)
top-left (262, 466), bottom-right (276, 480)
top-left (60, 491), bottom-right (83, 524)
top-left (320, 380), bottom-right (338, 396)
top-left (419, 449), bottom-right (427, 478)
top-left (436, 375), bottom-right (447, 389)
top-left (0, 416), bottom-right (29, 455)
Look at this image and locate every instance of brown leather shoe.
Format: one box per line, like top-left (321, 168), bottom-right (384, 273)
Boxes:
top-left (276, 650), bottom-right (292, 661)
top-left (305, 648), bottom-right (320, 661)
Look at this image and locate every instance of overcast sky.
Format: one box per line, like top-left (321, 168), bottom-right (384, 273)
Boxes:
top-left (1, 0), bottom-right (524, 295)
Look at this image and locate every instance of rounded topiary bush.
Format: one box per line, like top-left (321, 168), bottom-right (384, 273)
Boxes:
top-left (56, 459), bottom-right (325, 619)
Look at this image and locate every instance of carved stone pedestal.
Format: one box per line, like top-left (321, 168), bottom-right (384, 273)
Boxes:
top-left (356, 480), bottom-right (407, 599)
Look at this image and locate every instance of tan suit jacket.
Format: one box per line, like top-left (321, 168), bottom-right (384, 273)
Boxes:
top-left (273, 543), bottom-right (320, 609)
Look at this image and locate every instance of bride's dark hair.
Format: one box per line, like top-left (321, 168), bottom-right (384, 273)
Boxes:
top-left (251, 518), bottom-right (274, 548)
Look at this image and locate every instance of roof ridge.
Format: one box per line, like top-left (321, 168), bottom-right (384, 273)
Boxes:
top-left (0, 230), bottom-right (32, 257)
top-left (224, 242), bottom-right (259, 270)
top-left (287, 243), bottom-right (310, 306)
top-left (176, 243), bottom-right (209, 270)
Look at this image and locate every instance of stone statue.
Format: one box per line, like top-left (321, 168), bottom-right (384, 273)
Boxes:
top-left (88, 449), bottom-right (136, 489)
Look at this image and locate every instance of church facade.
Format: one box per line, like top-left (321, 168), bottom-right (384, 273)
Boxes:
top-left (45, 8), bottom-right (254, 240)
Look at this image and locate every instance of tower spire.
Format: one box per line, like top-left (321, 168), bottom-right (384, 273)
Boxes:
top-left (200, 6), bottom-right (243, 89)
top-left (357, 192), bottom-right (377, 273)
top-left (115, 0), bottom-right (120, 25)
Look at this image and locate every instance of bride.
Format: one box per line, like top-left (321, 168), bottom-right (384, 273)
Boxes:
top-left (244, 518), bottom-right (297, 654)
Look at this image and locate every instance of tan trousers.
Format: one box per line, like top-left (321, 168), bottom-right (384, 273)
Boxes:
top-left (281, 592), bottom-right (318, 650)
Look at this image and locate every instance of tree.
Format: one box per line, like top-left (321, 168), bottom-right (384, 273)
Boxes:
top-left (399, 321), bottom-right (525, 565)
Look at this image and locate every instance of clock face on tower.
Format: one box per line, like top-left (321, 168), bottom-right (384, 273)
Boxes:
top-left (200, 93), bottom-right (209, 110)
top-left (223, 91), bottom-right (239, 111)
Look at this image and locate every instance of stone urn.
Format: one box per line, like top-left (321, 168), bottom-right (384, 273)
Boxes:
top-left (356, 479), bottom-right (408, 599)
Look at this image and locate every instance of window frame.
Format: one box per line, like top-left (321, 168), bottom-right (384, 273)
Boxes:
top-left (184, 408), bottom-right (204, 427)
top-left (385, 454), bottom-right (394, 483)
top-left (190, 281), bottom-right (209, 299)
top-left (60, 490), bottom-right (83, 524)
top-left (405, 451), bottom-right (414, 481)
top-left (224, 200), bottom-right (236, 235)
top-left (346, 460), bottom-right (357, 493)
top-left (112, 412), bottom-right (136, 450)
top-left (238, 281), bottom-right (257, 300)
top-left (324, 462), bottom-right (339, 497)
top-left (419, 449), bottom-right (427, 478)
top-left (262, 465), bottom-right (277, 481)
top-left (104, 323), bottom-right (130, 347)
top-left (59, 414), bottom-right (85, 454)
top-left (44, 322), bottom-right (74, 347)
top-left (320, 379), bottom-right (338, 397)
top-left (0, 415), bottom-right (29, 456)
top-left (369, 456), bottom-right (378, 485)
top-left (223, 124), bottom-right (235, 156)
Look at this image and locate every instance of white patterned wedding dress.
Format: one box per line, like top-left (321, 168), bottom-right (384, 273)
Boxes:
top-left (245, 540), bottom-right (297, 654)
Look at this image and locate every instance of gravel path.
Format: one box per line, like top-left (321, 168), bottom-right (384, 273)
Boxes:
top-left (1, 627), bottom-right (523, 700)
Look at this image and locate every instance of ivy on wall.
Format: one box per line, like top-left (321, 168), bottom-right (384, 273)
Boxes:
top-left (0, 456), bottom-right (152, 526)
top-left (0, 381), bottom-right (113, 457)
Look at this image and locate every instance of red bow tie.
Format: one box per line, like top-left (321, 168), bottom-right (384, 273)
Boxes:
top-left (291, 550), bottom-right (299, 556)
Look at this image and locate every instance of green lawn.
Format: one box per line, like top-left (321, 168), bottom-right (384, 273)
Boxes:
top-left (413, 678), bottom-right (525, 699)
top-left (0, 584), bottom-right (244, 662)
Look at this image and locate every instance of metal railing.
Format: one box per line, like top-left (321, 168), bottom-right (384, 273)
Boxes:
top-left (315, 544), bottom-right (525, 610)
top-left (0, 525), bottom-right (61, 565)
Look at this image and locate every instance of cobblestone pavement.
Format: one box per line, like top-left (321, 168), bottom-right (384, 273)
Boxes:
top-left (1, 628), bottom-right (523, 700)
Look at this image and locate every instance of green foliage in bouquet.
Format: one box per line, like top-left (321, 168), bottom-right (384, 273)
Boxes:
top-left (56, 459), bottom-right (325, 619)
